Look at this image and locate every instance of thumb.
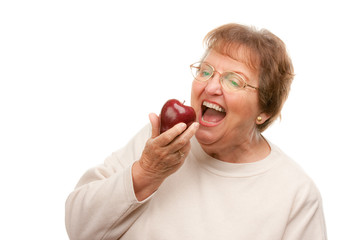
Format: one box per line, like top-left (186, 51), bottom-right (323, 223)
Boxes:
top-left (149, 113), bottom-right (160, 138)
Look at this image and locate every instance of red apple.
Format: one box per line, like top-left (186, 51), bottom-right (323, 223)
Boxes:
top-left (160, 99), bottom-right (196, 134)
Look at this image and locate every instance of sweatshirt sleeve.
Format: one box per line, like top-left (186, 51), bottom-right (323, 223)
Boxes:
top-left (282, 179), bottom-right (327, 240)
top-left (65, 124), bottom-right (152, 240)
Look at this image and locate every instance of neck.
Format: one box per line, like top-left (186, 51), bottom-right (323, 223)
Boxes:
top-left (200, 131), bottom-right (270, 163)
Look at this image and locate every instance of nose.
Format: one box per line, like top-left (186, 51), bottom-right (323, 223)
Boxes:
top-left (205, 72), bottom-right (223, 95)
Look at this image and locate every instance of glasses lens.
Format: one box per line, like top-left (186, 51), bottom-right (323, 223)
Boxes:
top-left (191, 62), bottom-right (213, 81)
top-left (221, 72), bottom-right (246, 91)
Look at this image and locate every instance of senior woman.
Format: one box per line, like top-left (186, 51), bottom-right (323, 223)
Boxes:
top-left (66, 23), bottom-right (327, 239)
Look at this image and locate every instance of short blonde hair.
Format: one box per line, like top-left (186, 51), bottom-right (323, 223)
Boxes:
top-left (203, 23), bottom-right (294, 132)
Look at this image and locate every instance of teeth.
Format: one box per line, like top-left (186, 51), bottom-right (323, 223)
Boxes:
top-left (203, 101), bottom-right (225, 112)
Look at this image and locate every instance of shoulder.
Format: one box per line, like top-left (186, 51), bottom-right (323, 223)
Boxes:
top-left (270, 142), bottom-right (311, 179)
top-left (270, 144), bottom-right (328, 238)
top-left (269, 142), bottom-right (322, 200)
top-left (74, 124), bottom-right (152, 187)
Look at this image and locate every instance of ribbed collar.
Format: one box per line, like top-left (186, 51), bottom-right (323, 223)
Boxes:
top-left (190, 137), bottom-right (281, 178)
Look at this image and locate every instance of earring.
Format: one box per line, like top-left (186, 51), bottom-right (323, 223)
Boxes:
top-left (256, 116), bottom-right (262, 122)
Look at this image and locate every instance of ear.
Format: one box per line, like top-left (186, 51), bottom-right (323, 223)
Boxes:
top-left (256, 113), bottom-right (271, 125)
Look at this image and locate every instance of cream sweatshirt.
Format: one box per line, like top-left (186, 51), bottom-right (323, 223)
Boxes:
top-left (65, 124), bottom-right (327, 240)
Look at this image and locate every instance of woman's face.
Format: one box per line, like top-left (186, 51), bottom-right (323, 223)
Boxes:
top-left (191, 49), bottom-right (262, 150)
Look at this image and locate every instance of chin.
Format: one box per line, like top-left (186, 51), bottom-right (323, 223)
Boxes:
top-left (195, 127), bottom-right (221, 146)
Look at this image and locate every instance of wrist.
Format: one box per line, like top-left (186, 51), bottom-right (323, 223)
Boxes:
top-left (132, 161), bottom-right (164, 201)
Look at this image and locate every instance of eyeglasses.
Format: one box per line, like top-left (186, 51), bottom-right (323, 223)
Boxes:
top-left (190, 62), bottom-right (258, 91)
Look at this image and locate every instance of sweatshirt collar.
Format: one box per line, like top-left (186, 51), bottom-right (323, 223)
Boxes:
top-left (190, 137), bottom-right (281, 178)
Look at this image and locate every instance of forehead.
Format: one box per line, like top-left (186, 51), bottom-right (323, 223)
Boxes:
top-left (207, 42), bottom-right (260, 71)
top-left (203, 49), bottom-right (259, 82)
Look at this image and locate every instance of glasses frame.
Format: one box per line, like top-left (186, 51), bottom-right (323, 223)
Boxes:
top-left (190, 62), bottom-right (258, 91)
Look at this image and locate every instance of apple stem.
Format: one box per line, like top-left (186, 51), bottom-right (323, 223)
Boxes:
top-left (183, 100), bottom-right (185, 104)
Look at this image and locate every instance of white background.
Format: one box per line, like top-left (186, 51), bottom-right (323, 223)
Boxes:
top-left (1, 0), bottom-right (359, 239)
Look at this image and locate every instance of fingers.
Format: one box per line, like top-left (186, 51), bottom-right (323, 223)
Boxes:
top-left (157, 122), bottom-right (187, 144)
top-left (156, 121), bottom-right (199, 148)
top-left (176, 141), bottom-right (191, 159)
top-left (138, 121), bottom-right (199, 181)
top-left (156, 122), bottom-right (198, 161)
top-left (149, 113), bottom-right (195, 144)
top-left (149, 113), bottom-right (160, 138)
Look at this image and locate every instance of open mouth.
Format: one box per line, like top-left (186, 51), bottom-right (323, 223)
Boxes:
top-left (201, 100), bottom-right (226, 126)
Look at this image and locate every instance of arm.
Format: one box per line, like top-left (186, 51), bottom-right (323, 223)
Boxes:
top-left (65, 114), bottom-right (199, 240)
top-left (65, 124), bottom-right (152, 240)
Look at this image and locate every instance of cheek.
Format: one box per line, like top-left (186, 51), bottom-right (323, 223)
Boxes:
top-left (191, 81), bottom-right (205, 107)
top-left (226, 93), bottom-right (260, 118)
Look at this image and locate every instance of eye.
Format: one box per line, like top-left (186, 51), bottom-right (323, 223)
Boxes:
top-left (221, 72), bottom-right (246, 91)
top-left (198, 64), bottom-right (213, 79)
top-left (200, 70), bottom-right (211, 77)
top-left (230, 80), bottom-right (240, 87)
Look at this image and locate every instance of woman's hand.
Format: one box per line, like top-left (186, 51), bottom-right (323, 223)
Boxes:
top-left (132, 113), bottom-right (199, 201)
